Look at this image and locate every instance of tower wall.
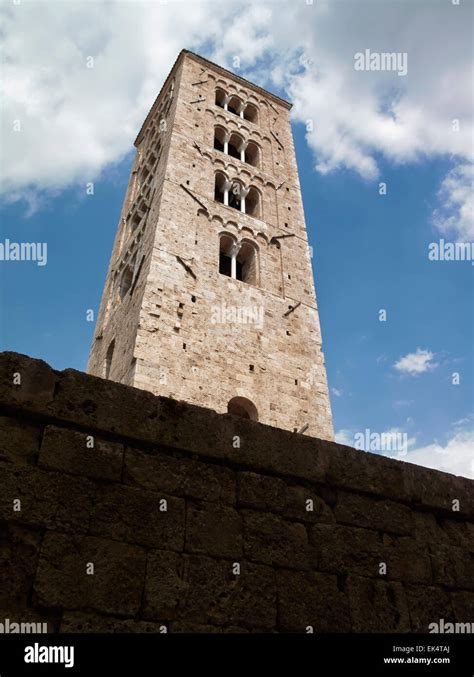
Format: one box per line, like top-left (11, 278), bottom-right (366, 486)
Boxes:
top-left (88, 51), bottom-right (334, 441)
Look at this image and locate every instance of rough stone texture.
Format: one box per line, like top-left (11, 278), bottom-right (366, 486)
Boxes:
top-left (40, 425), bottom-right (123, 482)
top-left (86, 49), bottom-right (334, 441)
top-left (0, 350), bottom-right (472, 633)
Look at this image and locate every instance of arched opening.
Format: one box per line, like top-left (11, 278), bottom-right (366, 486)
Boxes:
top-left (215, 88), bottom-right (226, 108)
top-left (119, 261), bottom-right (134, 299)
top-left (243, 103), bottom-right (258, 124)
top-left (227, 396), bottom-right (258, 421)
top-left (219, 233), bottom-right (237, 278)
top-left (245, 141), bottom-right (259, 167)
top-left (214, 126), bottom-right (226, 152)
top-left (227, 95), bottom-right (241, 116)
top-left (104, 339), bottom-right (115, 379)
top-left (228, 133), bottom-right (242, 160)
top-left (237, 240), bottom-right (259, 285)
top-left (214, 172), bottom-right (227, 204)
top-left (245, 187), bottom-right (260, 218)
top-left (228, 181), bottom-right (242, 211)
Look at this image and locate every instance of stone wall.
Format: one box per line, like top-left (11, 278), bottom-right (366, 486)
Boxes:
top-left (0, 351), bottom-right (473, 633)
top-left (87, 50), bottom-right (334, 441)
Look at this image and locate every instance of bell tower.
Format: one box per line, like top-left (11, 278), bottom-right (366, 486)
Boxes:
top-left (88, 50), bottom-right (334, 440)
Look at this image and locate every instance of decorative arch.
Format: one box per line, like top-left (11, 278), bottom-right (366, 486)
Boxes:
top-left (227, 397), bottom-right (259, 421)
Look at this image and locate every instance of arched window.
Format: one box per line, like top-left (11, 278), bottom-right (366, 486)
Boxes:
top-left (243, 103), bottom-right (258, 124)
top-left (219, 233), bottom-right (237, 278)
top-left (218, 234), bottom-right (258, 285)
top-left (214, 172), bottom-right (227, 205)
top-left (214, 126), bottom-right (226, 152)
top-left (245, 187), bottom-right (261, 218)
top-left (245, 141), bottom-right (259, 168)
top-left (215, 88), bottom-right (226, 108)
top-left (119, 259), bottom-right (134, 299)
top-left (227, 396), bottom-right (258, 421)
top-left (237, 240), bottom-right (259, 285)
top-left (228, 181), bottom-right (242, 210)
top-left (228, 132), bottom-right (242, 160)
top-left (227, 95), bottom-right (241, 116)
top-left (104, 339), bottom-right (115, 379)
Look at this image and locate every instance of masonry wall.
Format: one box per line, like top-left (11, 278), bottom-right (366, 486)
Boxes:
top-left (1, 352), bottom-right (473, 633)
top-left (87, 51), bottom-right (334, 441)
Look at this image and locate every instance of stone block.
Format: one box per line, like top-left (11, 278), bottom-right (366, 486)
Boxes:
top-left (34, 532), bottom-right (146, 616)
top-left (40, 425), bottom-right (123, 482)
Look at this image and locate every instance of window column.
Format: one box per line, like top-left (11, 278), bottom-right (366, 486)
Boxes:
top-left (223, 179), bottom-right (232, 206)
top-left (223, 132), bottom-right (231, 155)
top-left (240, 186), bottom-right (250, 213)
top-left (239, 141), bottom-right (248, 163)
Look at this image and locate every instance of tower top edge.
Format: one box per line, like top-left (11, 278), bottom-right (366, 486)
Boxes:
top-left (134, 49), bottom-right (293, 147)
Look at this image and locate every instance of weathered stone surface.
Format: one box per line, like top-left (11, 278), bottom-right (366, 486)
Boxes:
top-left (404, 463), bottom-right (474, 519)
top-left (35, 532), bottom-right (146, 616)
top-left (0, 416), bottom-right (41, 467)
top-left (237, 472), bottom-right (287, 511)
top-left (40, 425), bottom-right (123, 481)
top-left (277, 569), bottom-right (350, 632)
top-left (441, 519), bottom-right (474, 552)
top-left (144, 553), bottom-right (276, 629)
top-left (347, 576), bottom-right (410, 632)
top-left (381, 535), bottom-right (432, 584)
top-left (0, 352), bottom-right (57, 413)
top-left (143, 550), bottom-right (186, 620)
top-left (185, 502), bottom-right (242, 558)
top-left (60, 611), bottom-right (167, 633)
top-left (243, 510), bottom-right (310, 569)
top-left (170, 622), bottom-right (222, 633)
top-left (450, 591), bottom-right (474, 622)
top-left (282, 484), bottom-right (335, 523)
top-left (412, 511), bottom-right (450, 546)
top-left (238, 473), bottom-right (333, 524)
top-left (0, 467), bottom-right (96, 533)
top-left (327, 446), bottom-right (406, 503)
top-left (405, 585), bottom-right (455, 633)
top-left (430, 544), bottom-right (474, 590)
top-left (0, 524), bottom-right (42, 610)
top-left (124, 446), bottom-right (236, 504)
top-left (310, 524), bottom-right (383, 577)
top-left (0, 351), bottom-right (473, 633)
top-left (335, 491), bottom-right (412, 535)
top-left (90, 484), bottom-right (185, 551)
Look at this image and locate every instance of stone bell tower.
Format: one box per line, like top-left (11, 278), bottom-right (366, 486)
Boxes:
top-left (87, 50), bottom-right (334, 440)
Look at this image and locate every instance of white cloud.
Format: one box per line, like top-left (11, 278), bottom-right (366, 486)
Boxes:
top-left (336, 426), bottom-right (474, 479)
top-left (331, 387), bottom-right (343, 397)
top-left (394, 348), bottom-right (437, 375)
top-left (432, 163), bottom-right (474, 240)
top-left (1, 0), bottom-right (473, 238)
top-left (391, 430), bottom-right (474, 480)
top-left (335, 429), bottom-right (353, 446)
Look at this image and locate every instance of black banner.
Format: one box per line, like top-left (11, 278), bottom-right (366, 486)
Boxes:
top-left (0, 634), bottom-right (472, 676)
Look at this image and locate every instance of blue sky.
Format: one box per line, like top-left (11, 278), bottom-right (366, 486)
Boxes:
top-left (0, 0), bottom-right (472, 477)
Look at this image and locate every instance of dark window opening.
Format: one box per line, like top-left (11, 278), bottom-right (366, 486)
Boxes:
top-left (219, 252), bottom-right (232, 277)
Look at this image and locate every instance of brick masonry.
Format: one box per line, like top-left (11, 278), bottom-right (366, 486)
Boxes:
top-left (0, 351), bottom-right (473, 633)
